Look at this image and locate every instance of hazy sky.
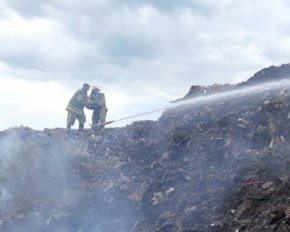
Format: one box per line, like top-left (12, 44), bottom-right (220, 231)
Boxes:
top-left (0, 0), bottom-right (289, 130)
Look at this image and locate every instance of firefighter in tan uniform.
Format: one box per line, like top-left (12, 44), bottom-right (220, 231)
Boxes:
top-left (88, 86), bottom-right (108, 128)
top-left (66, 83), bottom-right (90, 131)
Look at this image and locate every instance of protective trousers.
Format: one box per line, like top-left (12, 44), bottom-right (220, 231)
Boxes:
top-left (92, 107), bottom-right (107, 127)
top-left (67, 111), bottom-right (86, 130)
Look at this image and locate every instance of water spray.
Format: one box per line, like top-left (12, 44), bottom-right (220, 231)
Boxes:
top-left (93, 79), bottom-right (290, 128)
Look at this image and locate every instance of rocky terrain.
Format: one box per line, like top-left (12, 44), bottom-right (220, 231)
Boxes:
top-left (1, 64), bottom-right (290, 232)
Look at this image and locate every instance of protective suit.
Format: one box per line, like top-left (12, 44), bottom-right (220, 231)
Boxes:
top-left (66, 83), bottom-right (90, 130)
top-left (89, 86), bottom-right (107, 127)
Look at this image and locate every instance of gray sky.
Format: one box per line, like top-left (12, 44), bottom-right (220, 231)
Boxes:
top-left (0, 0), bottom-right (289, 130)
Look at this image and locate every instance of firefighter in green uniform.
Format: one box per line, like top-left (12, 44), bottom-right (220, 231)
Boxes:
top-left (66, 83), bottom-right (90, 131)
top-left (88, 86), bottom-right (108, 128)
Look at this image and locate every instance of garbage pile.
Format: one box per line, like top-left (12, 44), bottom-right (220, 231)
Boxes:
top-left (1, 64), bottom-right (290, 231)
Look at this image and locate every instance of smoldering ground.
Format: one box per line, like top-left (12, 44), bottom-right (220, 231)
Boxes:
top-left (0, 128), bottom-right (138, 232)
top-left (1, 78), bottom-right (290, 231)
top-left (0, 128), bottom-right (80, 231)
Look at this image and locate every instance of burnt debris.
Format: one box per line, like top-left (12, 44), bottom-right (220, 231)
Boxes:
top-left (1, 64), bottom-right (290, 231)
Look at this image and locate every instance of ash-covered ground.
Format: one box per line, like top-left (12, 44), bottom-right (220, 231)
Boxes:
top-left (1, 64), bottom-right (290, 232)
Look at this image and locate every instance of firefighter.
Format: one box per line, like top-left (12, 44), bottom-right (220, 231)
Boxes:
top-left (88, 86), bottom-right (108, 128)
top-left (66, 83), bottom-right (90, 131)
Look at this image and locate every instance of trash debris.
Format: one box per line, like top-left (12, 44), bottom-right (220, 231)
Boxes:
top-left (2, 64), bottom-right (290, 231)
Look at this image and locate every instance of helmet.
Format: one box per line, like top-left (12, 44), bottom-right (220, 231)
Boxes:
top-left (91, 86), bottom-right (100, 91)
top-left (83, 83), bottom-right (91, 88)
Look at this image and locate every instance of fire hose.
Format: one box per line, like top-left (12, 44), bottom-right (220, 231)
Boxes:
top-left (91, 107), bottom-right (167, 128)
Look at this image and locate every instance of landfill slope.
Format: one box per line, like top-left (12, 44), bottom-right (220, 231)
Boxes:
top-left (1, 64), bottom-right (290, 231)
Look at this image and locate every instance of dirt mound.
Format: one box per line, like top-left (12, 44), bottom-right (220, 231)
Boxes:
top-left (1, 65), bottom-right (290, 231)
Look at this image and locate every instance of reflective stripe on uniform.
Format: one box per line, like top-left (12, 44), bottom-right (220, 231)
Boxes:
top-left (66, 105), bottom-right (83, 115)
